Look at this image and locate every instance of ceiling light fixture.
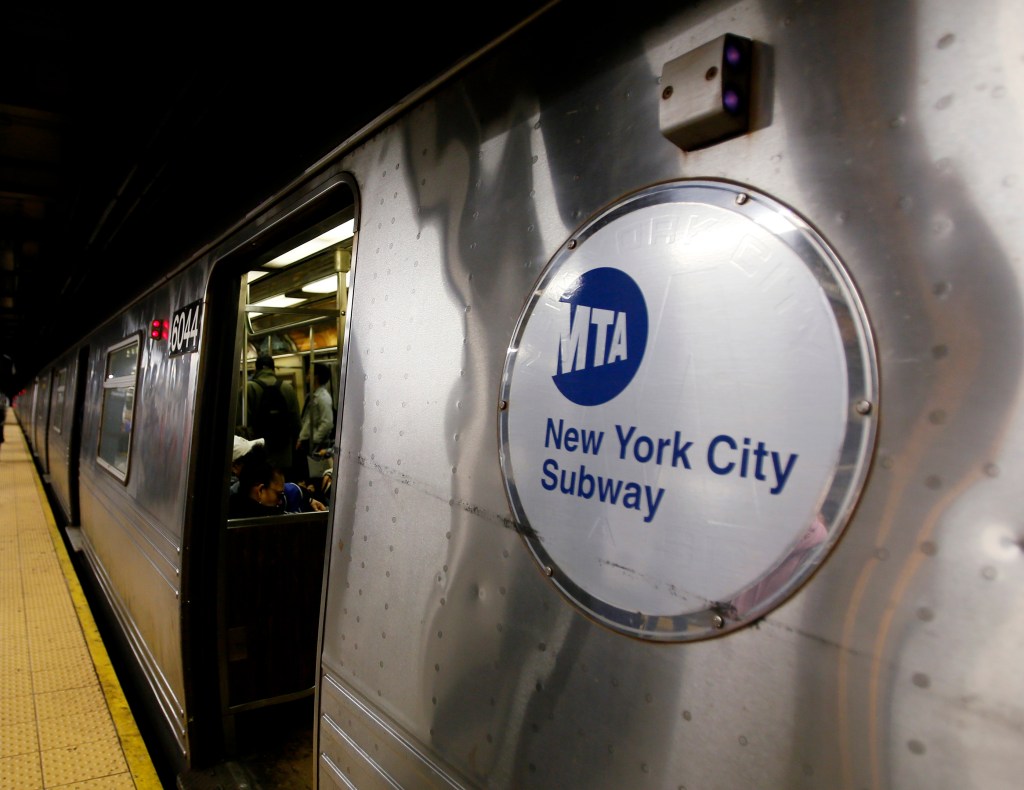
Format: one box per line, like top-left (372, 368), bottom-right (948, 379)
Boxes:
top-left (302, 275), bottom-right (339, 294)
top-left (267, 219), bottom-right (355, 267)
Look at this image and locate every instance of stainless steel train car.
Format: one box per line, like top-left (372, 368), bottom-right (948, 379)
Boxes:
top-left (15, 0), bottom-right (1024, 787)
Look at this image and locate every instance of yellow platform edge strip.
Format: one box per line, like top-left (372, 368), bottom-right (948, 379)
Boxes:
top-left (31, 468), bottom-right (165, 789)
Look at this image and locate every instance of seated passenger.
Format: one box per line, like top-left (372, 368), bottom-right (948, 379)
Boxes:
top-left (229, 455), bottom-right (286, 518)
top-left (283, 481), bottom-right (328, 512)
top-left (230, 435), bottom-right (265, 494)
top-left (230, 436), bottom-right (325, 516)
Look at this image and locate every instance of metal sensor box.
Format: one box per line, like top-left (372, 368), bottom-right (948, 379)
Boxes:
top-left (660, 33), bottom-right (754, 151)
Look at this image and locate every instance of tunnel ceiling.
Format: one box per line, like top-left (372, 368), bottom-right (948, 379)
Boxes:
top-left (0, 2), bottom-right (555, 393)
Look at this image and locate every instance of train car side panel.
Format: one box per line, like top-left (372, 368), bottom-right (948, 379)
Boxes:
top-left (317, 2), bottom-right (1024, 789)
top-left (12, 378), bottom-right (37, 450)
top-left (77, 265), bottom-right (210, 758)
top-left (44, 348), bottom-right (83, 525)
top-left (30, 368), bottom-right (51, 470)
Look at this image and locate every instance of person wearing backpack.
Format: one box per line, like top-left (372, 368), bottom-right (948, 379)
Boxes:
top-left (244, 354), bottom-right (301, 471)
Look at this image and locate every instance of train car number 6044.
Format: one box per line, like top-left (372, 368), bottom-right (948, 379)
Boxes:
top-left (168, 299), bottom-right (203, 357)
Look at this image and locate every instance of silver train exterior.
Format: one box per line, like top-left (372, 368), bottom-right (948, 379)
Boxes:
top-left (14, 1), bottom-right (1024, 787)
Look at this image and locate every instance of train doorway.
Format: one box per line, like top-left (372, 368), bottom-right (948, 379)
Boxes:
top-left (182, 176), bottom-right (356, 787)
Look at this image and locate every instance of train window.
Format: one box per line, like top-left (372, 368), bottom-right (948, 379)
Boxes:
top-left (51, 366), bottom-right (66, 434)
top-left (96, 336), bottom-right (141, 481)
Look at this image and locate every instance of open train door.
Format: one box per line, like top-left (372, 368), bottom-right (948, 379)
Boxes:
top-left (181, 173), bottom-right (355, 784)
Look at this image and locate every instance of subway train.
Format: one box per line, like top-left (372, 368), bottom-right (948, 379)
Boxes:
top-left (14, 1), bottom-right (1024, 788)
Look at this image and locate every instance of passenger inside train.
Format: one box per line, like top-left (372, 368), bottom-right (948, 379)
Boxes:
top-left (283, 480), bottom-right (326, 513)
top-left (229, 435), bottom-right (265, 493)
top-left (297, 362), bottom-right (334, 479)
top-left (229, 436), bottom-right (326, 515)
top-left (228, 453), bottom-right (288, 518)
top-left (241, 355), bottom-right (301, 472)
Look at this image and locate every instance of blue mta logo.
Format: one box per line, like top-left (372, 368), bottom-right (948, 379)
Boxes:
top-left (552, 267), bottom-right (648, 406)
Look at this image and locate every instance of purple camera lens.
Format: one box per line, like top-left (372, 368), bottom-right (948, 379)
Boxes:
top-left (725, 45), bottom-right (742, 66)
top-left (723, 90), bottom-right (741, 112)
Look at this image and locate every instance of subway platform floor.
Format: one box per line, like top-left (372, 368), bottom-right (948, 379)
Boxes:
top-left (0, 411), bottom-right (162, 790)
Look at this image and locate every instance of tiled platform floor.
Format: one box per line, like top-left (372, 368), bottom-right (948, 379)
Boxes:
top-left (0, 410), bottom-right (163, 789)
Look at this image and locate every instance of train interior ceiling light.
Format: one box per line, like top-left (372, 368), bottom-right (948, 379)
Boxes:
top-left (269, 219), bottom-right (354, 267)
top-left (246, 219), bottom-right (354, 317)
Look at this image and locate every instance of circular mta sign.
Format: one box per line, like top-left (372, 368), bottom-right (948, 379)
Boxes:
top-left (498, 180), bottom-right (878, 641)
